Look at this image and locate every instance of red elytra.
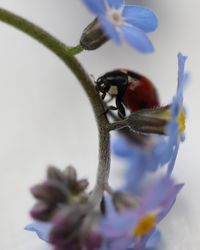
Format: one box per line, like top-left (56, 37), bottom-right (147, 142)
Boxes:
top-left (124, 72), bottom-right (160, 112)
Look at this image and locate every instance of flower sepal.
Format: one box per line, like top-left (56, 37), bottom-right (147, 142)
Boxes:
top-left (126, 105), bottom-right (172, 135)
top-left (112, 191), bottom-right (139, 212)
top-left (80, 18), bottom-right (109, 50)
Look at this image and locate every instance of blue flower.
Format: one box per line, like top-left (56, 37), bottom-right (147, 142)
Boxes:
top-left (25, 177), bottom-right (183, 250)
top-left (82, 0), bottom-right (158, 53)
top-left (112, 136), bottom-right (163, 192)
top-left (100, 177), bottom-right (183, 250)
top-left (25, 222), bottom-right (52, 242)
top-left (113, 53), bottom-right (188, 190)
top-left (165, 53), bottom-right (188, 175)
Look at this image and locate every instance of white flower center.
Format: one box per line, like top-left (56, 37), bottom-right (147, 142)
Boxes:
top-left (107, 9), bottom-right (124, 27)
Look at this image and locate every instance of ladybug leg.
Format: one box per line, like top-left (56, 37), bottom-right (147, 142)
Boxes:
top-left (96, 88), bottom-right (107, 100)
top-left (107, 105), bottom-right (118, 111)
top-left (102, 105), bottom-right (118, 116)
top-left (112, 77), bottom-right (127, 119)
top-left (117, 105), bottom-right (126, 119)
top-left (116, 97), bottom-right (126, 119)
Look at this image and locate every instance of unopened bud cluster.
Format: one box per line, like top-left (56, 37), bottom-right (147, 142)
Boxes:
top-left (30, 166), bottom-right (102, 249)
top-left (30, 166), bottom-right (89, 221)
top-left (30, 166), bottom-right (141, 250)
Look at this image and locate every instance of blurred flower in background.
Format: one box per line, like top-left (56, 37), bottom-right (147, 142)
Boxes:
top-left (101, 177), bottom-right (183, 250)
top-left (26, 174), bottom-right (183, 250)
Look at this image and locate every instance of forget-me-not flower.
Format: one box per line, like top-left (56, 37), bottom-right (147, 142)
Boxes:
top-left (165, 53), bottom-right (187, 174)
top-left (151, 53), bottom-right (188, 175)
top-left (25, 177), bottom-right (183, 250)
top-left (113, 53), bottom-right (188, 191)
top-left (100, 177), bottom-right (183, 250)
top-left (82, 0), bottom-right (158, 52)
top-left (112, 135), bottom-right (169, 192)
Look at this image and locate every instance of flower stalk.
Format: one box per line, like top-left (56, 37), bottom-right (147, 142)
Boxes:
top-left (0, 7), bottom-right (110, 206)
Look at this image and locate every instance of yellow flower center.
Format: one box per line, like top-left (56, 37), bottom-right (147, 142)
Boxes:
top-left (154, 105), bottom-right (185, 134)
top-left (133, 213), bottom-right (156, 237)
top-left (177, 109), bottom-right (185, 134)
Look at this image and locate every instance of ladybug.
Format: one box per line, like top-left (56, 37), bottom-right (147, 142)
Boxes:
top-left (96, 69), bottom-right (160, 118)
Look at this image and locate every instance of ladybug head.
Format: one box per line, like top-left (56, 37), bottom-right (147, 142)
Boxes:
top-left (95, 75), bottom-right (111, 98)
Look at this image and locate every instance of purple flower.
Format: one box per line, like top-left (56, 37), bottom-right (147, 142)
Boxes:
top-left (100, 177), bottom-right (183, 250)
top-left (82, 0), bottom-right (158, 53)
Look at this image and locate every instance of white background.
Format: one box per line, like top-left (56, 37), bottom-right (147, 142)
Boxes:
top-left (0, 1), bottom-right (199, 249)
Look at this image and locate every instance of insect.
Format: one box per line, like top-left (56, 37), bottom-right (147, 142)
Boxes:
top-left (96, 69), bottom-right (160, 118)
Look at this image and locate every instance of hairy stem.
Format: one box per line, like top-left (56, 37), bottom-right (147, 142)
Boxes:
top-left (108, 120), bottom-right (128, 131)
top-left (0, 8), bottom-right (110, 206)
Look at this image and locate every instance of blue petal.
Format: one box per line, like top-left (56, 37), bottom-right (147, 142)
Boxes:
top-left (171, 98), bottom-right (180, 117)
top-left (101, 210), bottom-right (136, 239)
top-left (107, 0), bottom-right (124, 9)
top-left (109, 236), bottom-right (132, 250)
top-left (134, 229), bottom-right (161, 250)
top-left (146, 229), bottom-right (161, 249)
top-left (125, 159), bottom-right (147, 192)
top-left (123, 25), bottom-right (154, 53)
top-left (140, 177), bottom-right (174, 211)
top-left (112, 137), bottom-right (135, 158)
top-left (123, 6), bottom-right (158, 33)
top-left (154, 139), bottom-right (173, 166)
top-left (167, 142), bottom-right (180, 175)
top-left (99, 16), bottom-right (121, 44)
top-left (177, 53), bottom-right (187, 103)
top-left (25, 222), bottom-right (52, 242)
top-left (157, 183), bottom-right (184, 222)
top-left (178, 53), bottom-right (187, 90)
top-left (82, 0), bottom-right (105, 15)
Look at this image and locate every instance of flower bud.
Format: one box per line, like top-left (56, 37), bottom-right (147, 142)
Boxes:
top-left (81, 212), bottom-right (102, 250)
top-left (47, 166), bottom-right (65, 182)
top-left (30, 165), bottom-right (90, 223)
top-left (80, 18), bottom-right (109, 50)
top-left (63, 165), bottom-right (77, 182)
top-left (126, 106), bottom-right (171, 135)
top-left (49, 205), bottom-right (89, 246)
top-left (30, 201), bottom-right (53, 221)
top-left (84, 231), bottom-right (102, 250)
top-left (112, 192), bottom-right (138, 212)
top-left (30, 180), bottom-right (68, 205)
top-left (76, 179), bottom-right (89, 192)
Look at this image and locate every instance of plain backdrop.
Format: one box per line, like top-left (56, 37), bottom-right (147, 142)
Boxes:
top-left (0, 1), bottom-right (199, 250)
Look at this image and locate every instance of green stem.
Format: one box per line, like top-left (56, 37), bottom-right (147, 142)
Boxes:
top-left (0, 7), bottom-right (110, 206)
top-left (68, 44), bottom-right (84, 56)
